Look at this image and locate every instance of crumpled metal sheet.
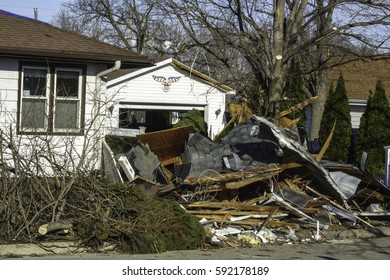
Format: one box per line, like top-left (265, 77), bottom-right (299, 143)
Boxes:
top-left (174, 116), bottom-right (348, 205)
top-left (254, 116), bottom-right (348, 205)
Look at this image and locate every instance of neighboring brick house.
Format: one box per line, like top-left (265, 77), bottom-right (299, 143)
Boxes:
top-left (327, 58), bottom-right (390, 129)
top-left (0, 10), bottom-right (153, 173)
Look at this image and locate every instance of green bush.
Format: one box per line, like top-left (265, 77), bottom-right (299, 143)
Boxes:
top-left (319, 74), bottom-right (352, 163)
top-left (105, 135), bottom-right (138, 155)
top-left (282, 60), bottom-right (307, 126)
top-left (357, 81), bottom-right (390, 175)
top-left (173, 109), bottom-right (208, 135)
top-left (75, 184), bottom-right (206, 253)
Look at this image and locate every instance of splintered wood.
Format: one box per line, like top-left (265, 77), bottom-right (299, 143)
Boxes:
top-left (180, 170), bottom-right (336, 231)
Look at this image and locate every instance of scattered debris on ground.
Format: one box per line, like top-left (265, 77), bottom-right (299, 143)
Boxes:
top-left (4, 98), bottom-right (389, 255)
top-left (101, 99), bottom-right (390, 249)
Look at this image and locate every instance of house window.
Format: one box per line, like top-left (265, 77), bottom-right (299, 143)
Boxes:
top-left (21, 67), bottom-right (49, 129)
top-left (20, 64), bottom-right (84, 134)
top-left (54, 69), bottom-right (81, 130)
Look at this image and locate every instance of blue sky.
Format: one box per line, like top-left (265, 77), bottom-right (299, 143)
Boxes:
top-left (2, 0), bottom-right (68, 23)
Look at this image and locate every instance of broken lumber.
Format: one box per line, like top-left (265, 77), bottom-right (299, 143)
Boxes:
top-left (316, 120), bottom-right (336, 162)
top-left (184, 165), bottom-right (283, 185)
top-left (278, 96), bottom-right (319, 118)
top-left (279, 116), bottom-right (301, 129)
top-left (186, 201), bottom-right (275, 212)
top-left (225, 174), bottom-right (277, 189)
top-left (304, 185), bottom-right (374, 228)
top-left (188, 210), bottom-right (287, 216)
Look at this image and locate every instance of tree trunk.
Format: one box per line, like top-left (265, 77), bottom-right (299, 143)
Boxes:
top-left (268, 0), bottom-right (285, 118)
top-left (310, 69), bottom-right (328, 140)
top-left (309, 0), bottom-right (333, 140)
top-left (38, 220), bottom-right (73, 235)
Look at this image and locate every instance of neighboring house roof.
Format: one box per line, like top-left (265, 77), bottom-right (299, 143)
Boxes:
top-left (107, 57), bottom-right (234, 92)
top-left (0, 9), bottom-right (153, 67)
top-left (327, 58), bottom-right (390, 101)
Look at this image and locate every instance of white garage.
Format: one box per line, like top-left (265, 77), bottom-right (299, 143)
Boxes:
top-left (105, 58), bottom-right (234, 139)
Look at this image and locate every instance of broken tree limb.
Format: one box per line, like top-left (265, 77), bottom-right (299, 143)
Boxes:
top-left (38, 220), bottom-right (73, 236)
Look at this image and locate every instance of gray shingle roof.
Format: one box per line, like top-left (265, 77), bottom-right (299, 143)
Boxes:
top-left (0, 10), bottom-right (153, 67)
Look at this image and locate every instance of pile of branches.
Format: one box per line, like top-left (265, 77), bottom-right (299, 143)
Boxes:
top-left (0, 173), bottom-right (205, 254)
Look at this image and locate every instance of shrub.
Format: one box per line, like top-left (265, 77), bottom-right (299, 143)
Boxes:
top-left (105, 135), bottom-right (138, 155)
top-left (319, 74), bottom-right (352, 163)
top-left (357, 80), bottom-right (390, 175)
top-left (173, 109), bottom-right (208, 135)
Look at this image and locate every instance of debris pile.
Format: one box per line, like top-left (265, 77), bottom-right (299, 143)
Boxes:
top-left (104, 114), bottom-right (390, 247)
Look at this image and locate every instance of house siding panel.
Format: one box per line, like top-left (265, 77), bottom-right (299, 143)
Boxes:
top-left (107, 63), bottom-right (228, 139)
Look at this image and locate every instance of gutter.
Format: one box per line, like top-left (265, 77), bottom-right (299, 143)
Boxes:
top-left (96, 60), bottom-right (122, 85)
top-left (93, 60), bottom-right (122, 169)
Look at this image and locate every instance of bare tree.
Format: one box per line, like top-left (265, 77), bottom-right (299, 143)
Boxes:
top-left (56, 0), bottom-right (162, 53)
top-left (0, 75), bottom-right (116, 241)
top-left (55, 0), bottom-right (390, 139)
top-left (160, 0), bottom-right (390, 138)
top-left (53, 8), bottom-right (109, 42)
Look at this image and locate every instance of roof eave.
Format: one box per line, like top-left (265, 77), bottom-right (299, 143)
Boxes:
top-left (0, 48), bottom-right (154, 67)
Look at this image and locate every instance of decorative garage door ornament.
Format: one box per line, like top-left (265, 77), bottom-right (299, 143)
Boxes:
top-left (152, 75), bottom-right (181, 92)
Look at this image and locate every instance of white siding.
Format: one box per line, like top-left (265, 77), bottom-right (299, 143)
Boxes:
top-left (0, 58), bottom-right (109, 174)
top-left (350, 101), bottom-right (366, 129)
top-left (0, 59), bottom-right (19, 127)
top-left (106, 63), bottom-right (228, 138)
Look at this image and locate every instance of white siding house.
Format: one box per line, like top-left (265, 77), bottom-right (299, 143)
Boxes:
top-left (0, 10), bottom-right (152, 174)
top-left (106, 58), bottom-right (234, 139)
top-left (0, 58), bottom-right (109, 171)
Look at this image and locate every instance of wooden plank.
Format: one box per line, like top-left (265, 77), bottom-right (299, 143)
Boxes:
top-left (184, 165), bottom-right (284, 185)
top-left (279, 116), bottom-right (301, 129)
top-left (278, 96), bottom-right (319, 118)
top-left (188, 210), bottom-right (287, 216)
top-left (257, 206), bottom-right (280, 231)
top-left (242, 195), bottom-right (269, 205)
top-left (186, 201), bottom-right (275, 212)
top-left (316, 120), bottom-right (336, 162)
top-left (136, 125), bottom-right (196, 162)
top-left (189, 187), bottom-right (225, 196)
top-left (225, 175), bottom-right (274, 189)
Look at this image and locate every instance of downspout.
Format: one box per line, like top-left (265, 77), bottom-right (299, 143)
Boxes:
top-left (93, 60), bottom-right (121, 169)
top-left (96, 60), bottom-right (122, 86)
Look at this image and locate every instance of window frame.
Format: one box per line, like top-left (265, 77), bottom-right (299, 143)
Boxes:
top-left (53, 67), bottom-right (83, 132)
top-left (20, 65), bottom-right (50, 132)
top-left (18, 62), bottom-right (86, 136)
